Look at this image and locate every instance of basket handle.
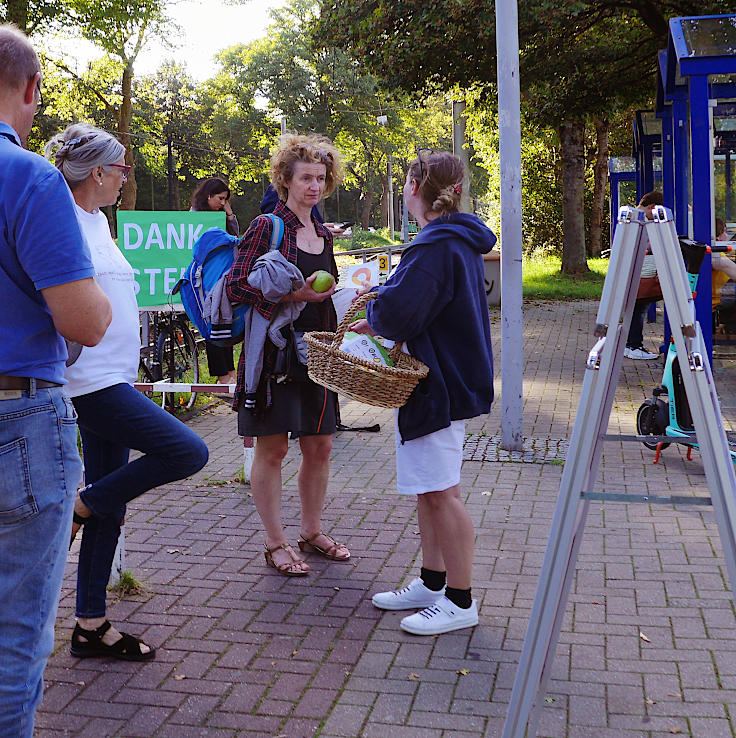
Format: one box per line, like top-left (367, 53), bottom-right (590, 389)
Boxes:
top-left (331, 291), bottom-right (377, 349)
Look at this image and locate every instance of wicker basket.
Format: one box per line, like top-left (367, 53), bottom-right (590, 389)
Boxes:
top-left (304, 292), bottom-right (429, 408)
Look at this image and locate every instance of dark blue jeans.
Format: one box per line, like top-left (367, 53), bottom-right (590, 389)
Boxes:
top-left (72, 383), bottom-right (208, 617)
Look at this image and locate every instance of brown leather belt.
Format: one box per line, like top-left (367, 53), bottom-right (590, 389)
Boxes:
top-left (0, 376), bottom-right (62, 390)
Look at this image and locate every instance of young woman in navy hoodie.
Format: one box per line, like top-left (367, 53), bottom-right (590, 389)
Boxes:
top-left (350, 150), bottom-right (495, 635)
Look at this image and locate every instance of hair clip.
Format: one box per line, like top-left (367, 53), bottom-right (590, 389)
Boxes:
top-left (64, 135), bottom-right (92, 150)
top-left (452, 183), bottom-right (462, 195)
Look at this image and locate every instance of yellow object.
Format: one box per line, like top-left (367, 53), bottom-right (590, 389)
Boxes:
top-left (712, 268), bottom-right (729, 309)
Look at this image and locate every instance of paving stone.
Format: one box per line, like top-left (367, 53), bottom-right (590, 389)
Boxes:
top-left (35, 302), bottom-right (736, 737)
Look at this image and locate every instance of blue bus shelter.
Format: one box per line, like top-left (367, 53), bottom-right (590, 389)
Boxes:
top-left (656, 14), bottom-right (736, 359)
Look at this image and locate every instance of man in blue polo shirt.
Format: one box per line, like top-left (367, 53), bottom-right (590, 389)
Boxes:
top-left (0, 24), bottom-right (112, 736)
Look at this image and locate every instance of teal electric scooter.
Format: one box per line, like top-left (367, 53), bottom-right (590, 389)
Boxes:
top-left (636, 237), bottom-right (736, 462)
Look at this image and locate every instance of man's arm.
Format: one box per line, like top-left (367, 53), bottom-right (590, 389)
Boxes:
top-left (41, 278), bottom-right (112, 346)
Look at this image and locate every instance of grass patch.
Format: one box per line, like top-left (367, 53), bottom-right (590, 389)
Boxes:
top-left (108, 570), bottom-right (145, 597)
top-left (523, 256), bottom-right (608, 300)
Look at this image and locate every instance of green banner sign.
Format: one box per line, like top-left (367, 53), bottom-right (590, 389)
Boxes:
top-left (116, 211), bottom-right (226, 308)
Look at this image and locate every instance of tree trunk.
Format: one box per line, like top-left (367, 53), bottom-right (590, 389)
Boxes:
top-left (559, 119), bottom-right (589, 274)
top-left (360, 191), bottom-right (373, 229)
top-left (173, 150), bottom-right (181, 210)
top-left (6, 0), bottom-right (28, 32)
top-left (117, 63), bottom-right (137, 210)
top-left (588, 116), bottom-right (609, 257)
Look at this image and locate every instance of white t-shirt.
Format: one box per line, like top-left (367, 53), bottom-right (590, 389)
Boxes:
top-left (64, 205), bottom-right (140, 397)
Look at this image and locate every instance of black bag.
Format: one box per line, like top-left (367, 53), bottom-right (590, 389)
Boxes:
top-left (273, 325), bottom-right (308, 383)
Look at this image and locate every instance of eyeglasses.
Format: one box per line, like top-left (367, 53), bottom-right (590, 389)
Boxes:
top-left (34, 78), bottom-right (44, 111)
top-left (416, 148), bottom-right (434, 182)
top-left (105, 163), bottom-right (131, 182)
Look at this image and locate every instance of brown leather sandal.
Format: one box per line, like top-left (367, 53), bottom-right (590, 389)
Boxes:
top-left (298, 532), bottom-right (351, 561)
top-left (264, 542), bottom-right (309, 577)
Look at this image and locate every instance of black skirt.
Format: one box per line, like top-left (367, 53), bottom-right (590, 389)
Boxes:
top-left (237, 377), bottom-right (337, 437)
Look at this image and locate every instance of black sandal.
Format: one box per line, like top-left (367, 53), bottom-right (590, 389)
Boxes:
top-left (70, 620), bottom-right (156, 662)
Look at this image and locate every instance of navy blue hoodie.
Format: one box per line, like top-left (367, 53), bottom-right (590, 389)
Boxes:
top-left (367, 212), bottom-right (496, 442)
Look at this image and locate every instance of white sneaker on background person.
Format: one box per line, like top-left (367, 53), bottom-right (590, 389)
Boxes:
top-left (400, 596), bottom-right (478, 635)
top-left (372, 578), bottom-right (445, 611)
top-left (624, 346), bottom-right (659, 360)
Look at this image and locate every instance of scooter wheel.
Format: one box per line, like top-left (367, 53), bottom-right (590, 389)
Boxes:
top-left (637, 401), bottom-right (670, 451)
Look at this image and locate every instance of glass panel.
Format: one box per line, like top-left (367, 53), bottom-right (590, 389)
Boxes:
top-left (640, 111), bottom-right (662, 136)
top-left (609, 156), bottom-right (636, 173)
top-left (680, 16), bottom-right (736, 58)
top-left (618, 180), bottom-right (638, 208)
top-left (714, 154), bottom-right (736, 223)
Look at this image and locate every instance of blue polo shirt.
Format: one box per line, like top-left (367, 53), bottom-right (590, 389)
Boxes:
top-left (0, 121), bottom-right (94, 383)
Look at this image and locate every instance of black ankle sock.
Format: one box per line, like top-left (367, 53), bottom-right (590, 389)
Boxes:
top-left (420, 567), bottom-right (446, 592)
top-left (445, 587), bottom-right (472, 609)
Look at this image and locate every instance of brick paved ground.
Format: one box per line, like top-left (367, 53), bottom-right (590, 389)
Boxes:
top-left (37, 301), bottom-right (736, 737)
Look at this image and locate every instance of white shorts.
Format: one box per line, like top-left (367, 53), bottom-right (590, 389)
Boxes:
top-left (395, 414), bottom-right (465, 495)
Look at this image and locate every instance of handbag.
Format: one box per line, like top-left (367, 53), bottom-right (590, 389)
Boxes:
top-left (273, 325), bottom-right (308, 383)
top-left (636, 275), bottom-right (662, 302)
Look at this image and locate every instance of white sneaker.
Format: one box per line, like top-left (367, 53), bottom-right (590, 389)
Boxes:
top-left (400, 596), bottom-right (478, 635)
top-left (372, 578), bottom-right (445, 611)
top-left (624, 346), bottom-right (659, 360)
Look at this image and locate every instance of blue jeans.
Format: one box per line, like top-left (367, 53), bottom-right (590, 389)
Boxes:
top-left (0, 387), bottom-right (81, 738)
top-left (72, 383), bottom-right (208, 618)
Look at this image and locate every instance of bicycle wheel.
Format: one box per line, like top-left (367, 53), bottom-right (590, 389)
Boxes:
top-left (154, 321), bottom-right (200, 411)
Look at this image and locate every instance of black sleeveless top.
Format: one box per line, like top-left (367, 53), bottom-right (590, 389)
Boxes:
top-left (293, 245), bottom-right (332, 332)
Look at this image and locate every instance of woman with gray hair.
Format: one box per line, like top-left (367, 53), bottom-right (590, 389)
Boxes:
top-left (46, 124), bottom-right (208, 661)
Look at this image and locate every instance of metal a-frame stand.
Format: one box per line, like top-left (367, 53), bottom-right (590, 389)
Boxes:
top-left (502, 206), bottom-right (736, 737)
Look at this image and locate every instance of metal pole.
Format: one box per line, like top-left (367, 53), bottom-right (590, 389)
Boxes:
top-left (281, 116), bottom-right (287, 135)
top-left (167, 136), bottom-right (174, 210)
top-left (387, 156), bottom-right (394, 238)
top-left (402, 196), bottom-right (409, 243)
top-left (495, 0), bottom-right (524, 451)
top-left (452, 100), bottom-right (472, 213)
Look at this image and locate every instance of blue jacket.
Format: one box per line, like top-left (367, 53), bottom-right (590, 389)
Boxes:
top-left (367, 212), bottom-right (496, 442)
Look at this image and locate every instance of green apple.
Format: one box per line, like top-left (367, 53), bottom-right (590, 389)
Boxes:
top-left (310, 269), bottom-right (335, 293)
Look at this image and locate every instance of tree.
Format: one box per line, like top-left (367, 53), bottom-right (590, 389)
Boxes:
top-left (318, 0), bottom-right (732, 271)
top-left (0, 0), bottom-right (67, 34)
top-left (218, 0), bottom-right (452, 228)
top-left (50, 0), bottom-right (173, 209)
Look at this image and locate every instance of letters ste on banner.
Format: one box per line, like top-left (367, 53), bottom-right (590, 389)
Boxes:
top-left (116, 211), bottom-right (226, 308)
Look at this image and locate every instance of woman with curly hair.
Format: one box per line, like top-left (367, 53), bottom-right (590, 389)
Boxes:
top-left (226, 133), bottom-right (350, 576)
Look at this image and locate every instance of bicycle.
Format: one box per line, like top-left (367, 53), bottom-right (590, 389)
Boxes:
top-left (139, 309), bottom-right (201, 411)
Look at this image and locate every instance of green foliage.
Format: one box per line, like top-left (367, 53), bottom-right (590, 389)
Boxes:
top-left (64, 0), bottom-right (172, 65)
top-left (465, 100), bottom-right (563, 255)
top-left (0, 0), bottom-right (71, 34)
top-left (317, 0), bottom-right (734, 260)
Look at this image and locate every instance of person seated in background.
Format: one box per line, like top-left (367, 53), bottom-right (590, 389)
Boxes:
top-left (712, 217), bottom-right (736, 330)
top-left (625, 191), bottom-right (663, 360)
top-left (712, 217), bottom-right (736, 283)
